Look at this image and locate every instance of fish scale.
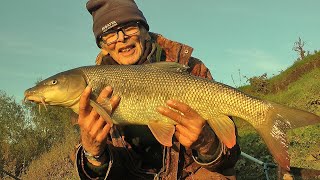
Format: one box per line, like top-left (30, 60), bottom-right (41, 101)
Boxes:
top-left (24, 62), bottom-right (320, 171)
top-left (84, 66), bottom-right (211, 123)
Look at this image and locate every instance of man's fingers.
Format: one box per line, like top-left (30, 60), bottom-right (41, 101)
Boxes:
top-left (79, 86), bottom-right (92, 117)
top-left (157, 106), bottom-right (188, 127)
top-left (174, 130), bottom-right (192, 149)
top-left (89, 116), bottom-right (107, 138)
top-left (109, 95), bottom-right (120, 113)
top-left (166, 100), bottom-right (198, 117)
top-left (96, 123), bottom-right (112, 142)
top-left (96, 86), bottom-right (113, 103)
top-left (176, 124), bottom-right (199, 143)
top-left (96, 86), bottom-right (120, 114)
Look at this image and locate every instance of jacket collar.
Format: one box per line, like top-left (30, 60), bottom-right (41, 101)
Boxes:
top-left (149, 32), bottom-right (193, 65)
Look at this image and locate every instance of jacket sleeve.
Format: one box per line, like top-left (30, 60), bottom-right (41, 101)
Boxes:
top-left (191, 124), bottom-right (241, 172)
top-left (75, 144), bottom-right (113, 179)
top-left (75, 143), bottom-right (148, 179)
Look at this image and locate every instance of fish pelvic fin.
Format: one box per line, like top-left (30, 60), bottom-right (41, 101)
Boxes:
top-left (206, 115), bottom-right (236, 149)
top-left (259, 102), bottom-right (320, 171)
top-left (99, 97), bottom-right (113, 113)
top-left (89, 99), bottom-right (114, 127)
top-left (148, 121), bottom-right (175, 147)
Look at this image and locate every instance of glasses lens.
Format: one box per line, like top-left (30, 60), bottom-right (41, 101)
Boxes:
top-left (123, 25), bottom-right (139, 36)
top-left (102, 22), bottom-right (140, 45)
top-left (103, 32), bottom-right (117, 45)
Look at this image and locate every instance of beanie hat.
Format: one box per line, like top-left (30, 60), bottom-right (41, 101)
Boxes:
top-left (86, 0), bottom-right (149, 47)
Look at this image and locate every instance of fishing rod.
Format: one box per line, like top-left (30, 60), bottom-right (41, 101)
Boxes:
top-left (241, 152), bottom-right (320, 180)
top-left (240, 152), bottom-right (277, 180)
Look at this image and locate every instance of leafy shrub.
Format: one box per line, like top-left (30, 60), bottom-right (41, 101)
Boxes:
top-left (247, 73), bottom-right (270, 94)
top-left (20, 132), bottom-right (79, 180)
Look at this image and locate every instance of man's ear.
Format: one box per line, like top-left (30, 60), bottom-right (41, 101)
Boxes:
top-left (100, 48), bottom-right (109, 56)
top-left (95, 50), bottom-right (109, 65)
top-left (146, 33), bottom-right (151, 41)
top-left (141, 26), bottom-right (151, 41)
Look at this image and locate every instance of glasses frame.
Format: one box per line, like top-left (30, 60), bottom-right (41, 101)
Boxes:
top-left (99, 21), bottom-right (141, 46)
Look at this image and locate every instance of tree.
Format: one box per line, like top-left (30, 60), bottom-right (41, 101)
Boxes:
top-left (292, 37), bottom-right (306, 60)
top-left (24, 102), bottom-right (75, 151)
top-left (0, 91), bottom-right (26, 178)
top-left (0, 90), bottom-right (76, 177)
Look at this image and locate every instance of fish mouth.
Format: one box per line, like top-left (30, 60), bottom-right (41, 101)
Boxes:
top-left (24, 95), bottom-right (45, 103)
top-left (24, 92), bottom-right (48, 110)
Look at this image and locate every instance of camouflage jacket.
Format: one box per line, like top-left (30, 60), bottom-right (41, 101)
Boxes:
top-left (75, 33), bottom-right (240, 180)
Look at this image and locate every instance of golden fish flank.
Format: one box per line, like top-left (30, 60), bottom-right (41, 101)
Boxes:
top-left (24, 62), bottom-right (320, 171)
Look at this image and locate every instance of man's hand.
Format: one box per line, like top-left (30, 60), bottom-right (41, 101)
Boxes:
top-left (157, 100), bottom-right (219, 161)
top-left (157, 100), bottom-right (209, 149)
top-left (78, 86), bottom-right (120, 165)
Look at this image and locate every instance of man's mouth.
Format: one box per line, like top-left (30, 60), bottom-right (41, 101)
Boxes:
top-left (118, 45), bottom-right (136, 55)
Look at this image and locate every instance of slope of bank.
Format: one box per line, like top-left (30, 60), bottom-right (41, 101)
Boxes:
top-left (235, 55), bottom-right (320, 179)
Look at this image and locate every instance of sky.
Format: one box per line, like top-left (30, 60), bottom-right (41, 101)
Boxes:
top-left (1, 0), bottom-right (320, 102)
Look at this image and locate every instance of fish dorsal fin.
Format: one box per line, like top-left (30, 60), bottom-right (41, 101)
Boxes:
top-left (89, 99), bottom-right (114, 127)
top-left (206, 115), bottom-right (236, 148)
top-left (145, 62), bottom-right (189, 73)
top-left (148, 121), bottom-right (175, 147)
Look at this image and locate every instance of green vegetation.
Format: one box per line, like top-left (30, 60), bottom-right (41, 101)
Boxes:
top-left (235, 52), bottom-right (320, 179)
top-left (20, 132), bottom-right (79, 179)
top-left (240, 52), bottom-right (320, 96)
top-left (0, 92), bottom-right (79, 179)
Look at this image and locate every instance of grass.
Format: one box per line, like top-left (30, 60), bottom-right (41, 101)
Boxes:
top-left (268, 52), bottom-right (320, 85)
top-left (20, 129), bottom-right (79, 180)
top-left (235, 55), bottom-right (320, 179)
top-left (264, 68), bottom-right (320, 170)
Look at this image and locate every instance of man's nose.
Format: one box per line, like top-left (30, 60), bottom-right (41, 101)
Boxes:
top-left (117, 31), bottom-right (126, 42)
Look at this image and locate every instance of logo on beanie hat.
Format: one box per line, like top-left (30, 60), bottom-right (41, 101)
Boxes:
top-left (101, 21), bottom-right (118, 33)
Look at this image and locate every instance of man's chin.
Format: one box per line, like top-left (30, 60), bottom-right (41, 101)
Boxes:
top-left (119, 57), bottom-right (139, 65)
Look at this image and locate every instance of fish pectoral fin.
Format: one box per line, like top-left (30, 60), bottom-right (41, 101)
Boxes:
top-left (99, 97), bottom-right (113, 113)
top-left (148, 121), bottom-right (175, 147)
top-left (89, 99), bottom-right (113, 127)
top-left (207, 115), bottom-right (236, 148)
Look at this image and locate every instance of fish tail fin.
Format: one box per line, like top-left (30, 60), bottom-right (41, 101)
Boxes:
top-left (258, 102), bottom-right (320, 171)
top-left (268, 102), bottom-right (320, 128)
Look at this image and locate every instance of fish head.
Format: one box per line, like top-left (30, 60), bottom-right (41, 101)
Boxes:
top-left (24, 69), bottom-right (87, 109)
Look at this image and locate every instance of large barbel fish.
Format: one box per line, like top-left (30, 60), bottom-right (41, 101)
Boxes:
top-left (24, 62), bottom-right (320, 170)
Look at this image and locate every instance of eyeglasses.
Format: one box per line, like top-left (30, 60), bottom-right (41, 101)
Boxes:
top-left (100, 22), bottom-right (140, 46)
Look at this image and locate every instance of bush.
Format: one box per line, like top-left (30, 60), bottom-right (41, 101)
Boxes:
top-left (20, 131), bottom-right (79, 180)
top-left (247, 73), bottom-right (270, 94)
top-left (0, 90), bottom-right (77, 178)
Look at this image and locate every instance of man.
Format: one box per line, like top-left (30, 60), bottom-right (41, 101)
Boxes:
top-left (75, 0), bottom-right (240, 179)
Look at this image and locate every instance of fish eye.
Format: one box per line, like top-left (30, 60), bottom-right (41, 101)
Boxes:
top-left (51, 79), bottom-right (58, 85)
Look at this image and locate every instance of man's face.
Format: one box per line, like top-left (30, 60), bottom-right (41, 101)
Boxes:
top-left (100, 22), bottom-right (149, 65)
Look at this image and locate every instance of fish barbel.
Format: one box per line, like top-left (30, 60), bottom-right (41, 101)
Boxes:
top-left (24, 62), bottom-right (320, 170)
